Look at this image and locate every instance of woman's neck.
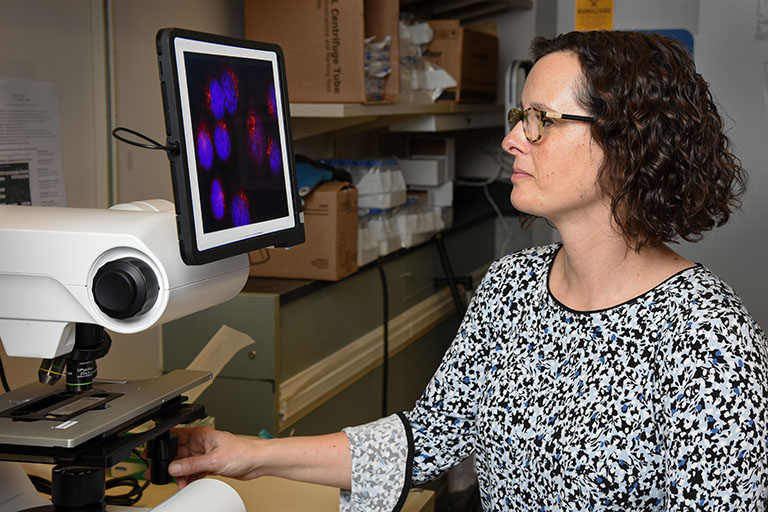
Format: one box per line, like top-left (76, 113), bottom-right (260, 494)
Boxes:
top-left (548, 228), bottom-right (694, 312)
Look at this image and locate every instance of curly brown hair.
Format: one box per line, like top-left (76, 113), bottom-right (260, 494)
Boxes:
top-left (530, 31), bottom-right (746, 250)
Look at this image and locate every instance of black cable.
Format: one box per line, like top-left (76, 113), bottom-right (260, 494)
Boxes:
top-left (111, 127), bottom-right (179, 155)
top-left (434, 233), bottom-right (466, 315)
top-left (376, 258), bottom-right (389, 418)
top-left (0, 353), bottom-right (11, 393)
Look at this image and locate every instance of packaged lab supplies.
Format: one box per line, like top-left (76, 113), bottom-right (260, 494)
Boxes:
top-left (323, 159), bottom-right (407, 209)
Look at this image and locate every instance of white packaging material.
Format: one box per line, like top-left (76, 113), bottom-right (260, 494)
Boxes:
top-left (399, 157), bottom-right (450, 187)
top-left (412, 180), bottom-right (453, 207)
top-left (395, 210), bottom-right (441, 248)
top-left (357, 189), bottom-right (408, 209)
top-left (357, 215), bottom-right (379, 267)
top-left (327, 159), bottom-right (408, 210)
top-left (368, 212), bottom-right (400, 256)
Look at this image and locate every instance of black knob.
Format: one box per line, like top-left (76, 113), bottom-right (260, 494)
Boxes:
top-left (51, 465), bottom-right (105, 511)
top-left (92, 258), bottom-right (159, 319)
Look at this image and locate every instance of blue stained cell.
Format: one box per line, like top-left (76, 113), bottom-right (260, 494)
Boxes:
top-left (622, 404), bottom-right (629, 412)
top-left (209, 79), bottom-right (225, 119)
top-left (196, 129), bottom-right (213, 170)
top-left (210, 179), bottom-right (225, 220)
top-left (268, 138), bottom-right (282, 174)
top-left (221, 71), bottom-right (238, 114)
top-left (231, 193), bottom-right (250, 227)
top-left (214, 123), bottom-right (231, 161)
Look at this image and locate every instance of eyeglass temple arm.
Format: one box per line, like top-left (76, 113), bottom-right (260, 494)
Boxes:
top-left (545, 112), bottom-right (596, 122)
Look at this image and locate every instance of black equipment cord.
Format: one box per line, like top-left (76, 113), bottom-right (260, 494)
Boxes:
top-left (376, 258), bottom-right (389, 418)
top-left (111, 127), bottom-right (179, 155)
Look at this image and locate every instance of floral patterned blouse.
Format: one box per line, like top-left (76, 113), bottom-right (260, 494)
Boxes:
top-left (341, 244), bottom-right (768, 511)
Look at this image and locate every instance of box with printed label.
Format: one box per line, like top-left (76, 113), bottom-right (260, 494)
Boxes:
top-left (244, 0), bottom-right (399, 103)
top-left (249, 182), bottom-right (358, 281)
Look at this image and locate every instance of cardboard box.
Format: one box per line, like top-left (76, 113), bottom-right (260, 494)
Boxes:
top-left (424, 19), bottom-right (498, 102)
top-left (244, 0), bottom-right (399, 103)
top-left (249, 182), bottom-right (358, 281)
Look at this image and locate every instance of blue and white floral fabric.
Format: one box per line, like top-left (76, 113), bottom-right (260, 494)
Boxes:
top-left (342, 244), bottom-right (768, 511)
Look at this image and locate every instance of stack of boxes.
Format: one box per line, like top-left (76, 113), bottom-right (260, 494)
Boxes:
top-left (239, 2), bottom-right (499, 281)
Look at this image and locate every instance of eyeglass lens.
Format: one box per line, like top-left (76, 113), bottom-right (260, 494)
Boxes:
top-left (508, 109), bottom-right (541, 142)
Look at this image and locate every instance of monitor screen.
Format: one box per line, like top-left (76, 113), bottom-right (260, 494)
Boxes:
top-left (157, 28), bottom-right (304, 265)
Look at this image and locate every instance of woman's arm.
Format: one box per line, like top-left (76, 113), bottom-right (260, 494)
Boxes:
top-left (167, 426), bottom-right (351, 490)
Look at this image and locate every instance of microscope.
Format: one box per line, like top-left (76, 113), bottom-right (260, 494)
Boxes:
top-left (0, 28), bottom-right (303, 511)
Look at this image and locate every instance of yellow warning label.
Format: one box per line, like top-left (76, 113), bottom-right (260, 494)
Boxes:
top-left (574, 0), bottom-right (614, 31)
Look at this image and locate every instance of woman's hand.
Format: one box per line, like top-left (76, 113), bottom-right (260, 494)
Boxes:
top-left (167, 426), bottom-right (265, 489)
top-left (157, 426), bottom-right (352, 490)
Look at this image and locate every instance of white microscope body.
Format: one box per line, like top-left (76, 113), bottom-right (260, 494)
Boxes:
top-left (0, 200), bottom-right (249, 512)
top-left (0, 199), bottom-right (248, 359)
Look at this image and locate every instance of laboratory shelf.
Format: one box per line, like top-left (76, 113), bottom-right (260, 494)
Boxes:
top-left (288, 102), bottom-right (503, 138)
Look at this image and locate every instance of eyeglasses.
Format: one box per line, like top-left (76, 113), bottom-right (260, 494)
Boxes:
top-left (507, 107), bottom-right (597, 143)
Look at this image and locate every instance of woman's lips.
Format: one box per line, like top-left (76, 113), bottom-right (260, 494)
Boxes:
top-left (511, 168), bottom-right (532, 180)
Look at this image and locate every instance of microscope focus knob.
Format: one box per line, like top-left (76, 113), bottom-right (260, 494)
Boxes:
top-left (92, 257), bottom-right (159, 319)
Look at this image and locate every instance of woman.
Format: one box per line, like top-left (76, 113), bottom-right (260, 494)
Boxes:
top-left (163, 31), bottom-right (767, 511)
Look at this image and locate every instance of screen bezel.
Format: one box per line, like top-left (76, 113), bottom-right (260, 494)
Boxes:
top-left (157, 28), bottom-right (304, 265)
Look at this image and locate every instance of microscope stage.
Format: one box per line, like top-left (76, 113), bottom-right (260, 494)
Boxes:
top-left (0, 370), bottom-right (210, 449)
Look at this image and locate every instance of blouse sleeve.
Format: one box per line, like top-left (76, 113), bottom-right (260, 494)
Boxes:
top-left (340, 413), bottom-right (413, 512)
top-left (658, 303), bottom-right (768, 510)
top-left (406, 261), bottom-right (499, 484)
top-left (339, 261), bottom-right (501, 510)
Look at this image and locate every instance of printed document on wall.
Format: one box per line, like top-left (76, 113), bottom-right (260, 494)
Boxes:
top-left (0, 80), bottom-right (66, 206)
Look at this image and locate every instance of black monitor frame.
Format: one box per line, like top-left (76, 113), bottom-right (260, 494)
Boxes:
top-left (156, 28), bottom-right (304, 265)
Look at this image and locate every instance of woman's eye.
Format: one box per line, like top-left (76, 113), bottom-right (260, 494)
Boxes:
top-left (541, 117), bottom-right (554, 126)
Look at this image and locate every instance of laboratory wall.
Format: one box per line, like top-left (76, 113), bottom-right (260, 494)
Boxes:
top-left (0, 0), bottom-right (109, 208)
top-left (0, 0), bottom-right (245, 387)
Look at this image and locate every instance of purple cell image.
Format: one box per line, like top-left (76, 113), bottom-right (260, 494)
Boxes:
top-left (214, 122), bottom-right (231, 161)
top-left (267, 138), bottom-right (282, 174)
top-left (210, 178), bottom-right (226, 220)
top-left (221, 70), bottom-right (238, 115)
top-left (246, 110), bottom-right (266, 162)
top-left (231, 192), bottom-right (250, 227)
top-left (196, 129), bottom-right (213, 170)
top-left (208, 78), bottom-right (225, 120)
